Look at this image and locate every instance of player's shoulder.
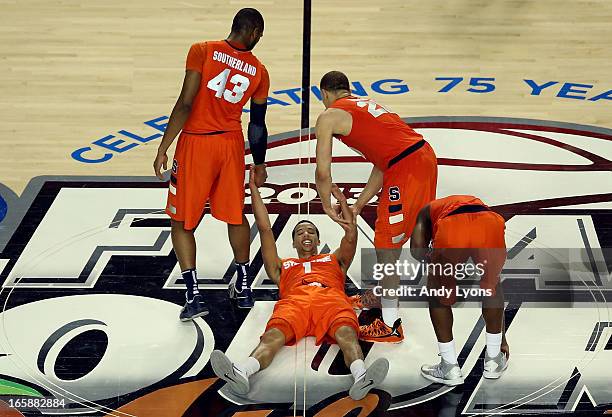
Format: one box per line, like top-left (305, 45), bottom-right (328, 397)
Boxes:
top-left (186, 41), bottom-right (212, 58)
top-left (246, 50), bottom-right (265, 70)
top-left (189, 40), bottom-right (210, 50)
top-left (203, 39), bottom-right (224, 48)
top-left (316, 107), bottom-right (351, 125)
top-left (191, 39), bottom-right (227, 55)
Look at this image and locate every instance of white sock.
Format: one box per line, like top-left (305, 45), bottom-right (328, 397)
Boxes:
top-left (486, 332), bottom-right (502, 357)
top-left (438, 340), bottom-right (458, 364)
top-left (349, 359), bottom-right (366, 382)
top-left (236, 356), bottom-right (261, 378)
top-left (381, 297), bottom-right (399, 327)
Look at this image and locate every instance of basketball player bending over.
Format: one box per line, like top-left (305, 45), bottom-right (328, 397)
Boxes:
top-left (210, 166), bottom-right (389, 401)
top-left (315, 71), bottom-right (438, 342)
top-left (411, 195), bottom-right (509, 385)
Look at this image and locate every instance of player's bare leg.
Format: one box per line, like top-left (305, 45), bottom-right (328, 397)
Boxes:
top-left (334, 325), bottom-right (389, 400)
top-left (171, 220), bottom-right (196, 270)
top-left (249, 327), bottom-right (286, 369)
top-left (421, 277), bottom-right (463, 386)
top-left (171, 220), bottom-right (208, 321)
top-left (481, 283), bottom-right (508, 378)
top-left (378, 248), bottom-right (401, 323)
top-left (228, 214), bottom-right (250, 263)
top-left (429, 303), bottom-right (454, 344)
top-left (211, 327), bottom-right (285, 395)
top-left (227, 214), bottom-right (255, 308)
top-left (334, 325), bottom-right (364, 366)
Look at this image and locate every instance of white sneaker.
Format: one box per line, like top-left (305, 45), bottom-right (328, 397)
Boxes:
top-left (483, 351), bottom-right (508, 379)
top-left (349, 358), bottom-right (389, 400)
top-left (210, 350), bottom-right (250, 395)
top-left (421, 357), bottom-right (464, 386)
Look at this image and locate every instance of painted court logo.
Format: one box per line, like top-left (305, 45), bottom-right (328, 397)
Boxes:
top-left (0, 117), bottom-right (610, 416)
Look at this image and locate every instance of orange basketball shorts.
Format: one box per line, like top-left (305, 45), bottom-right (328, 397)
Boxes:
top-left (165, 131), bottom-right (245, 230)
top-left (430, 211), bottom-right (507, 305)
top-left (265, 286), bottom-right (359, 346)
top-left (375, 142), bottom-right (438, 248)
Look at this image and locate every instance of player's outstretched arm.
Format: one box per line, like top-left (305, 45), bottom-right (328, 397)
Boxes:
top-left (352, 165), bottom-right (383, 217)
top-left (332, 185), bottom-right (358, 274)
top-left (315, 112), bottom-right (350, 225)
top-left (248, 66), bottom-right (270, 186)
top-left (154, 70), bottom-right (201, 180)
top-left (410, 205), bottom-right (432, 261)
top-left (249, 166), bottom-right (282, 284)
top-left (248, 92), bottom-right (269, 187)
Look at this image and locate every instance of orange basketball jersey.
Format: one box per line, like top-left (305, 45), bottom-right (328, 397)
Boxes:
top-left (429, 195), bottom-right (489, 234)
top-left (330, 96), bottom-right (424, 170)
top-left (182, 40), bottom-right (270, 133)
top-left (278, 254), bottom-right (345, 299)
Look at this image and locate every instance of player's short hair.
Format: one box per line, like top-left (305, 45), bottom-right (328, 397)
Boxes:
top-left (231, 8), bottom-right (264, 34)
top-left (320, 71), bottom-right (350, 92)
top-left (292, 220), bottom-right (320, 240)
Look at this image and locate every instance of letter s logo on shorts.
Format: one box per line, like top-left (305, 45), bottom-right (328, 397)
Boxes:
top-left (389, 186), bottom-right (401, 202)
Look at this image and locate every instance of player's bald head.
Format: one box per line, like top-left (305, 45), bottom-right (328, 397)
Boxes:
top-left (320, 71), bottom-right (350, 93)
top-left (231, 8), bottom-right (265, 35)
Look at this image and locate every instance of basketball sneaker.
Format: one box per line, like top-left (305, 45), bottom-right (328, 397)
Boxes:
top-left (359, 318), bottom-right (404, 343)
top-left (483, 351), bottom-right (508, 379)
top-left (228, 276), bottom-right (255, 309)
top-left (179, 293), bottom-right (209, 321)
top-left (349, 358), bottom-right (390, 400)
top-left (421, 357), bottom-right (464, 386)
top-left (350, 289), bottom-right (381, 310)
top-left (210, 350), bottom-right (250, 395)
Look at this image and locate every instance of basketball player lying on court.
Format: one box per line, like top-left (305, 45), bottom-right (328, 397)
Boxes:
top-left (411, 195), bottom-right (510, 385)
top-left (210, 166), bottom-right (389, 401)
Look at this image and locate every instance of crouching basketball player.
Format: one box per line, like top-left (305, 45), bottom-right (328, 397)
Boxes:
top-left (411, 195), bottom-right (509, 385)
top-left (210, 167), bottom-right (389, 401)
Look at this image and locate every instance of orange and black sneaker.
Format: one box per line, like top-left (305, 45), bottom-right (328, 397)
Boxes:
top-left (349, 289), bottom-right (381, 310)
top-left (359, 318), bottom-right (404, 343)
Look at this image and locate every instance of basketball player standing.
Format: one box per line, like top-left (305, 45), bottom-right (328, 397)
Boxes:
top-left (153, 8), bottom-right (270, 320)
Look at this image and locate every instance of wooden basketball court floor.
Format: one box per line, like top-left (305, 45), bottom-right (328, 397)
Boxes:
top-left (0, 1), bottom-right (611, 416)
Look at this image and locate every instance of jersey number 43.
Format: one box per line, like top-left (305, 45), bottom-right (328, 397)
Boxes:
top-left (207, 69), bottom-right (250, 104)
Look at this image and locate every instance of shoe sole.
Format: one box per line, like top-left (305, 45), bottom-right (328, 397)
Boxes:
top-left (420, 371), bottom-right (464, 386)
top-left (349, 358), bottom-right (390, 400)
top-left (483, 360), bottom-right (508, 379)
top-left (359, 336), bottom-right (404, 344)
top-left (210, 350), bottom-right (249, 395)
top-left (179, 310), bottom-right (209, 322)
